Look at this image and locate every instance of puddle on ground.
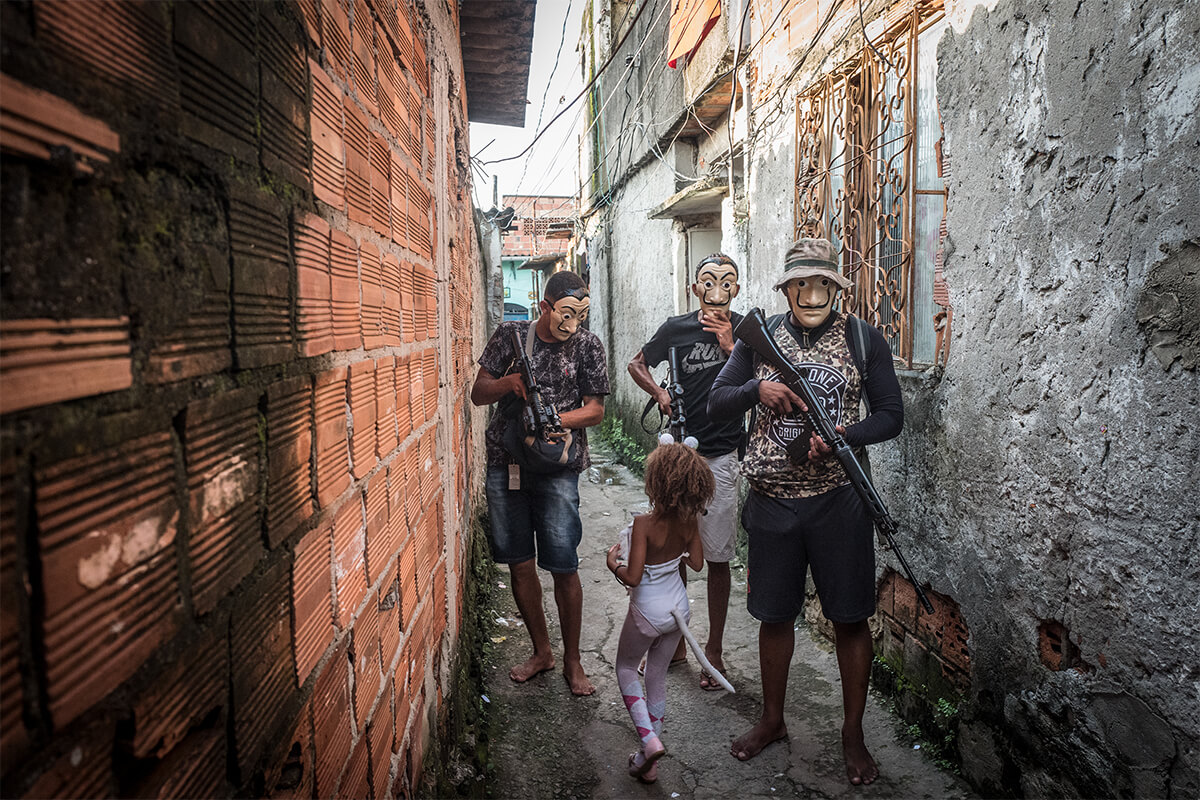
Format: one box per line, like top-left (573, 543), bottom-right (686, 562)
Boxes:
top-left (587, 464), bottom-right (623, 485)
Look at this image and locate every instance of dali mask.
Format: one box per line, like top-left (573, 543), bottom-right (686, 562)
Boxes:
top-left (692, 260), bottom-right (740, 318)
top-left (541, 294), bottom-right (590, 342)
top-left (784, 276), bottom-right (838, 329)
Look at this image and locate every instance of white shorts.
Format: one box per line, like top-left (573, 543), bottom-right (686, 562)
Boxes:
top-left (698, 450), bottom-right (739, 563)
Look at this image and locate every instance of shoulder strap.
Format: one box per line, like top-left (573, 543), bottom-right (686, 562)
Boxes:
top-left (524, 320), bottom-right (537, 357)
top-left (846, 314), bottom-right (871, 415)
top-left (766, 313), bottom-right (786, 335)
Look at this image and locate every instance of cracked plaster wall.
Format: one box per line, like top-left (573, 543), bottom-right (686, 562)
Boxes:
top-left (898, 0), bottom-right (1200, 795)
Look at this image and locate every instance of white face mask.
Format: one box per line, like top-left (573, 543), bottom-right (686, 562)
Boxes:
top-left (785, 277), bottom-right (837, 328)
top-left (692, 262), bottom-right (740, 316)
top-left (542, 296), bottom-right (590, 341)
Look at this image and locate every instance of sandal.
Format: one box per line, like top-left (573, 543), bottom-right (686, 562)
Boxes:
top-left (627, 737), bottom-right (665, 779)
top-left (699, 669), bottom-right (723, 691)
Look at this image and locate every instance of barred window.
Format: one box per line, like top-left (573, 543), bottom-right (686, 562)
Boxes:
top-left (794, 8), bottom-right (949, 367)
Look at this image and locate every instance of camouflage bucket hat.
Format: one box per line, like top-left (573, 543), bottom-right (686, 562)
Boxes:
top-left (773, 238), bottom-right (852, 291)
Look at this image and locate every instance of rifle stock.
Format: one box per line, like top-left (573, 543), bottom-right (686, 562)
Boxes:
top-left (733, 307), bottom-right (935, 614)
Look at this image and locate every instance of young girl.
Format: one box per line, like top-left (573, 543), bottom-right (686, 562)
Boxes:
top-left (606, 442), bottom-right (715, 783)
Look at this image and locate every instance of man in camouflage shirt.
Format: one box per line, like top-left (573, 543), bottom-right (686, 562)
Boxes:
top-left (708, 239), bottom-right (903, 784)
top-left (471, 271), bottom-right (610, 696)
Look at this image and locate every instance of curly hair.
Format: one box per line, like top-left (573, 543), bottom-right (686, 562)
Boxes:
top-left (643, 443), bottom-right (715, 520)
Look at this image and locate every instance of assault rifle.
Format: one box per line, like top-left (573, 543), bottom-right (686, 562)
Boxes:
top-left (510, 326), bottom-right (566, 441)
top-left (666, 346), bottom-right (687, 441)
top-left (734, 308), bottom-right (935, 614)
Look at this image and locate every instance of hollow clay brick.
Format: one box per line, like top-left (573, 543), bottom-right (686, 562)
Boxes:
top-left (293, 524), bottom-right (334, 687)
top-left (375, 357), bottom-right (399, 458)
top-left (349, 360), bottom-right (378, 478)
top-left (330, 231), bottom-right (362, 351)
top-left (312, 639), bottom-right (352, 799)
top-left (0, 73), bottom-right (119, 174)
top-left (360, 241), bottom-right (384, 350)
top-left (333, 495), bottom-right (367, 628)
top-left (315, 367), bottom-right (351, 507)
top-left (232, 560), bottom-right (294, 776)
top-left (35, 431), bottom-right (179, 729)
top-left (311, 57), bottom-right (346, 210)
top-left (294, 212), bottom-right (335, 357)
top-left (0, 318), bottom-right (132, 414)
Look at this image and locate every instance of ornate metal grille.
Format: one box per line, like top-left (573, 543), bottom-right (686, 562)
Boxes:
top-left (794, 6), bottom-right (946, 366)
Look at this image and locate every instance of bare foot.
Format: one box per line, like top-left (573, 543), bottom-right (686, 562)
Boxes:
top-left (509, 653), bottom-right (554, 683)
top-left (730, 719), bottom-right (788, 761)
top-left (842, 729), bottom-right (879, 785)
top-left (563, 661), bottom-right (595, 696)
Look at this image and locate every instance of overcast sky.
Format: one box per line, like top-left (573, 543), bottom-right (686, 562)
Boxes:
top-left (468, 0), bottom-right (587, 207)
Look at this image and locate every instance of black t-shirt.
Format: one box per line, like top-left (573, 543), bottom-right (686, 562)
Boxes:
top-left (641, 311), bottom-right (745, 457)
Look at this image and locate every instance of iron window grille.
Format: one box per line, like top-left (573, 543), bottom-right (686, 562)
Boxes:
top-left (794, 5), bottom-right (949, 367)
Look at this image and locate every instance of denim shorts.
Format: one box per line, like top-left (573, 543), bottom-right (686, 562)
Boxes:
top-left (742, 484), bottom-right (875, 624)
top-left (485, 467), bottom-right (583, 573)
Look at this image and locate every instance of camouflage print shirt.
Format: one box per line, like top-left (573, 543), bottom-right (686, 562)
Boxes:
top-left (477, 320), bottom-right (610, 473)
top-left (708, 311), bottom-right (903, 498)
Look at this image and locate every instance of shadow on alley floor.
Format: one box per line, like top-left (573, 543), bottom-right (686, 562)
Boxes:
top-left (481, 442), bottom-right (975, 799)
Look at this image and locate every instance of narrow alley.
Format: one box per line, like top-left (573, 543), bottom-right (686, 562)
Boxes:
top-left (482, 442), bottom-right (972, 799)
top-left (1, 0), bottom-right (1197, 798)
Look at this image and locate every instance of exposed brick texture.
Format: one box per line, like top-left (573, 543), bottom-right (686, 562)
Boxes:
top-left (35, 431), bottom-right (180, 729)
top-left (876, 570), bottom-right (971, 695)
top-left (1, 1), bottom-right (477, 795)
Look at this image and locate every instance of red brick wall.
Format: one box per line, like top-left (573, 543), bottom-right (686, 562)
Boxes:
top-left (500, 194), bottom-right (575, 258)
top-left (0, 1), bottom-right (478, 797)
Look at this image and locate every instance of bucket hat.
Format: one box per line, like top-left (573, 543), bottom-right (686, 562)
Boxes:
top-left (773, 237), bottom-right (852, 291)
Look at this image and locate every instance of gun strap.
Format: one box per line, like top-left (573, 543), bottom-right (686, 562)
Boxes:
top-left (524, 320), bottom-right (538, 359)
top-left (639, 379), bottom-right (667, 434)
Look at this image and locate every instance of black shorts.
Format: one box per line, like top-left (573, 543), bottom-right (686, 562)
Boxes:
top-left (742, 484), bottom-right (876, 624)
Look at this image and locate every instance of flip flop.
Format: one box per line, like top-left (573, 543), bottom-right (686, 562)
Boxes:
top-left (699, 669), bottom-right (724, 691)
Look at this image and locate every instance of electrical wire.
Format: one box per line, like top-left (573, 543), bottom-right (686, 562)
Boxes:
top-left (482, 0), bottom-right (655, 167)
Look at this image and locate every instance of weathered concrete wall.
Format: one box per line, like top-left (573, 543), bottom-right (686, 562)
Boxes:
top-left (897, 0), bottom-right (1200, 795)
top-left (0, 1), bottom-right (484, 797)
top-left (590, 0), bottom-right (1199, 795)
top-left (586, 159), bottom-right (683, 446)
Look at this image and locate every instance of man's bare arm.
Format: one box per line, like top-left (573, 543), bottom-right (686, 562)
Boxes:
top-left (627, 350), bottom-right (670, 414)
top-left (470, 366), bottom-right (525, 407)
top-left (558, 394), bottom-right (605, 430)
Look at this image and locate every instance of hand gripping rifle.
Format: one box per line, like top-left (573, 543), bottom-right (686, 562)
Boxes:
top-left (734, 308), bottom-right (935, 614)
top-left (510, 327), bottom-right (566, 440)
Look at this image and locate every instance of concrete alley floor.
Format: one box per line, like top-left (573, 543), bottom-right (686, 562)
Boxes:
top-left (481, 442), bottom-right (974, 799)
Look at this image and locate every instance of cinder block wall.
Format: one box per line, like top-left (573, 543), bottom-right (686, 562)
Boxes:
top-left (0, 1), bottom-right (481, 797)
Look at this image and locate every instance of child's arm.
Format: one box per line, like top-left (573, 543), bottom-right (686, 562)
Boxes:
top-left (612, 519), bottom-right (647, 587)
top-left (684, 517), bottom-right (704, 572)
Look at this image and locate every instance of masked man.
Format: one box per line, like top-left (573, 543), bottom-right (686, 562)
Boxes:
top-left (471, 271), bottom-right (610, 696)
top-left (708, 239), bottom-right (903, 785)
top-left (628, 253), bottom-right (744, 691)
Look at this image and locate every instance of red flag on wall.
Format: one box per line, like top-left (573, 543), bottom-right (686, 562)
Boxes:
top-left (667, 0), bottom-right (722, 68)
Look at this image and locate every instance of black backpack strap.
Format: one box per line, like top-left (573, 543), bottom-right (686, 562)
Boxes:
top-left (846, 314), bottom-right (872, 415)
